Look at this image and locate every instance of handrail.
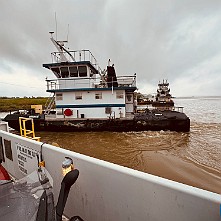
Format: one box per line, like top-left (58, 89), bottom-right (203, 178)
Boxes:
top-left (19, 117), bottom-right (41, 141)
top-left (46, 75), bottom-right (136, 90)
top-left (51, 49), bottom-right (99, 70)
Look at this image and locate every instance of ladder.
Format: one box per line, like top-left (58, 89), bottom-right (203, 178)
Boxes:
top-left (44, 93), bottom-right (55, 115)
top-left (19, 117), bottom-right (41, 142)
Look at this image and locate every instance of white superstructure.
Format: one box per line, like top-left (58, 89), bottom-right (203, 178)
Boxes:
top-left (44, 34), bottom-right (137, 119)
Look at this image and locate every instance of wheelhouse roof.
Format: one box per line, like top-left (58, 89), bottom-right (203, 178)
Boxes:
top-left (43, 61), bottom-right (99, 74)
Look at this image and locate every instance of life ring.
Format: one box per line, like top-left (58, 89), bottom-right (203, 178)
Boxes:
top-left (64, 109), bottom-right (73, 116)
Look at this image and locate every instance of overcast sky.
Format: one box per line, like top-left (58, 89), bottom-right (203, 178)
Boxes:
top-left (0, 0), bottom-right (221, 97)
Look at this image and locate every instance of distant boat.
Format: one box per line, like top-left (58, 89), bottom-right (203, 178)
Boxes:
top-left (152, 80), bottom-right (175, 110)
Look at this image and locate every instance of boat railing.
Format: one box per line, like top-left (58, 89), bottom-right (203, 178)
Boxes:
top-left (117, 75), bottom-right (136, 87)
top-left (173, 106), bottom-right (184, 113)
top-left (46, 75), bottom-right (136, 90)
top-left (51, 49), bottom-right (99, 70)
top-left (150, 106), bottom-right (184, 112)
top-left (46, 78), bottom-right (96, 90)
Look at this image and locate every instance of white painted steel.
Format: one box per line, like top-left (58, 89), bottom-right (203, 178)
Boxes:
top-left (58, 77), bottom-right (95, 89)
top-left (0, 121), bottom-right (9, 132)
top-left (56, 90), bottom-right (126, 118)
top-left (0, 130), bottom-right (220, 221)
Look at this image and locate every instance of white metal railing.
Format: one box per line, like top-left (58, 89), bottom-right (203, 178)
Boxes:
top-left (46, 75), bottom-right (136, 91)
top-left (117, 75), bottom-right (136, 87)
top-left (46, 78), bottom-right (96, 90)
top-left (51, 49), bottom-right (99, 70)
top-left (173, 106), bottom-right (184, 112)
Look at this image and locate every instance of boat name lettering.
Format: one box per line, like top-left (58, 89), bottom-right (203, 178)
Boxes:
top-left (16, 144), bottom-right (36, 158)
top-left (16, 143), bottom-right (40, 175)
top-left (19, 166), bottom-right (27, 175)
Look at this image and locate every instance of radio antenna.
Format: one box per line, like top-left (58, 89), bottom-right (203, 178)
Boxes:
top-left (67, 24), bottom-right (69, 42)
top-left (55, 12), bottom-right (58, 40)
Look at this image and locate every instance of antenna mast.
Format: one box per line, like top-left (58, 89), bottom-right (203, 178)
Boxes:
top-left (67, 24), bottom-right (69, 42)
top-left (55, 12), bottom-right (58, 40)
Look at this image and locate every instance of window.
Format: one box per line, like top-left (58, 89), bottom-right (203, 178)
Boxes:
top-left (69, 66), bottom-right (78, 77)
top-left (89, 69), bottom-right (94, 77)
top-left (126, 94), bottom-right (132, 102)
top-left (116, 91), bottom-right (124, 99)
top-left (4, 139), bottom-right (13, 161)
top-left (75, 92), bottom-right (82, 100)
top-left (56, 93), bottom-right (63, 101)
top-left (51, 67), bottom-right (61, 78)
top-left (56, 108), bottom-right (64, 115)
top-left (0, 137), bottom-right (5, 162)
top-left (60, 67), bottom-right (69, 78)
top-left (95, 92), bottom-right (102, 99)
top-left (78, 66), bottom-right (87, 77)
top-left (105, 107), bottom-right (112, 114)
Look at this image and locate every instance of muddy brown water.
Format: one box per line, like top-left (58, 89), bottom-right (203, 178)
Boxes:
top-left (1, 97), bottom-right (221, 193)
top-left (37, 97), bottom-right (221, 194)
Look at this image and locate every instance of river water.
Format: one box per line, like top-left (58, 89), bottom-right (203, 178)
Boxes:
top-left (1, 97), bottom-right (221, 193)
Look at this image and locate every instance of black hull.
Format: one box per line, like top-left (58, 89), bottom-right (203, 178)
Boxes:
top-left (3, 111), bottom-right (190, 132)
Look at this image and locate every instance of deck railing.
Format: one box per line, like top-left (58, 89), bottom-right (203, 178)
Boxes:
top-left (46, 75), bottom-right (136, 91)
top-left (51, 49), bottom-right (99, 70)
top-left (116, 75), bottom-right (136, 87)
top-left (46, 78), bottom-right (96, 90)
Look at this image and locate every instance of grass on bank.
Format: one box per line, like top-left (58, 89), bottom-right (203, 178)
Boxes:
top-left (0, 97), bottom-right (48, 112)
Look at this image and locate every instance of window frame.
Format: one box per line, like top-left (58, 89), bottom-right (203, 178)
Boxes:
top-left (105, 107), bottom-right (112, 114)
top-left (116, 91), bottom-right (124, 99)
top-left (75, 92), bottom-right (83, 100)
top-left (0, 137), bottom-right (5, 162)
top-left (95, 92), bottom-right (102, 99)
top-left (56, 93), bottom-right (63, 101)
top-left (60, 66), bottom-right (70, 78)
top-left (69, 66), bottom-right (78, 77)
top-left (78, 66), bottom-right (87, 77)
top-left (4, 139), bottom-right (13, 161)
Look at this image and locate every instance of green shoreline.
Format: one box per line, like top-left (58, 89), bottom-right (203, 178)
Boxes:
top-left (0, 97), bottom-right (48, 112)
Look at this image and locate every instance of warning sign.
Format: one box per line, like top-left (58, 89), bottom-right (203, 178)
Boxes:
top-left (16, 143), bottom-right (40, 175)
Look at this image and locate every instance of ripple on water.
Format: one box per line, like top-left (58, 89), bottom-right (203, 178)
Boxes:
top-left (36, 121), bottom-right (221, 193)
top-left (183, 122), bottom-right (221, 172)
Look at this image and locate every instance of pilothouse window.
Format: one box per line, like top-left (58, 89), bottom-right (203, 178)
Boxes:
top-left (60, 67), bottom-right (69, 78)
top-left (78, 66), bottom-right (87, 77)
top-left (51, 67), bottom-right (61, 78)
top-left (69, 66), bottom-right (78, 77)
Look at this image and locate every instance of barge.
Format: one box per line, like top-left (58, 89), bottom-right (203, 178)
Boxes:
top-left (3, 33), bottom-right (190, 132)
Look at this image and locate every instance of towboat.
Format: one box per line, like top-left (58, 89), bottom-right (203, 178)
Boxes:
top-left (3, 33), bottom-right (190, 132)
top-left (152, 79), bottom-right (175, 110)
top-left (0, 121), bottom-right (220, 220)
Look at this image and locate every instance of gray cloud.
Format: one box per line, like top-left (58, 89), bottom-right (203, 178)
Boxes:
top-left (0, 0), bottom-right (221, 97)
